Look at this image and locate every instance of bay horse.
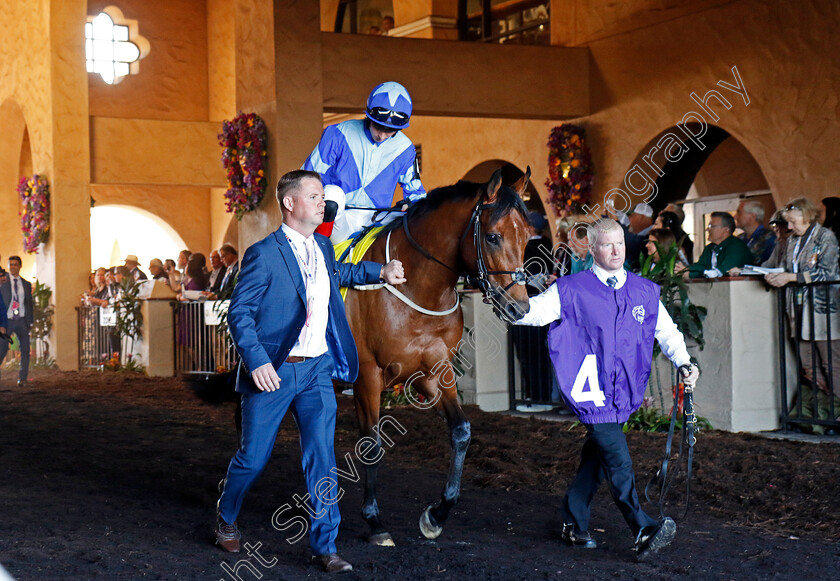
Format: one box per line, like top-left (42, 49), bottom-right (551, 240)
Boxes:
top-left (343, 168), bottom-right (532, 545)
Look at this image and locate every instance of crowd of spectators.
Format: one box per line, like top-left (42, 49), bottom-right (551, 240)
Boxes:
top-left (531, 195), bottom-right (840, 432)
top-left (81, 243), bottom-right (239, 307)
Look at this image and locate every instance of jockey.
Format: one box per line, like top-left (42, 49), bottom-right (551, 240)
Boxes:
top-left (303, 81), bottom-right (426, 243)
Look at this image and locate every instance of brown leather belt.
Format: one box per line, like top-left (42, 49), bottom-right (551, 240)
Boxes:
top-left (285, 356), bottom-right (310, 363)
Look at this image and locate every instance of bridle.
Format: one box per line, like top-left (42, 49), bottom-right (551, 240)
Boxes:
top-left (401, 198), bottom-right (527, 306)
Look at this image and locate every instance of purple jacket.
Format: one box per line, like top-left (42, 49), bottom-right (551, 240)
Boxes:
top-left (547, 270), bottom-right (660, 424)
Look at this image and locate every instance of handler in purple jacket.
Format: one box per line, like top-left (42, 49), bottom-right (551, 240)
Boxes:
top-left (515, 218), bottom-right (699, 561)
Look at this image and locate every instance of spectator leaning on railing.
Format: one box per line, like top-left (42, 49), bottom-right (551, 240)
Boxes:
top-left (764, 197), bottom-right (840, 399)
top-left (735, 200), bottom-right (776, 265)
top-left (686, 211), bottom-right (752, 279)
top-left (760, 210), bottom-right (792, 269)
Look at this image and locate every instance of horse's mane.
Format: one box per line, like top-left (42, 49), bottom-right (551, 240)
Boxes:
top-left (378, 180), bottom-right (528, 237)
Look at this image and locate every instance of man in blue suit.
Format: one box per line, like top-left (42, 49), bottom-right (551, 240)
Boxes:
top-left (215, 169), bottom-right (406, 573)
top-left (0, 256), bottom-right (33, 386)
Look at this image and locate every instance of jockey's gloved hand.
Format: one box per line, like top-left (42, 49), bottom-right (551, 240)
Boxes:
top-left (323, 200), bottom-right (339, 223)
top-left (679, 363), bottom-right (699, 389)
top-left (396, 199), bottom-right (411, 212)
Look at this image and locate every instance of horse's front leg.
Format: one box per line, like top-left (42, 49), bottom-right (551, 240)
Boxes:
top-left (353, 362), bottom-right (395, 546)
top-left (415, 373), bottom-right (471, 539)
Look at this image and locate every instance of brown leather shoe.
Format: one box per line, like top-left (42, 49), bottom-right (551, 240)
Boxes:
top-left (215, 512), bottom-right (241, 553)
top-left (313, 553), bottom-right (353, 573)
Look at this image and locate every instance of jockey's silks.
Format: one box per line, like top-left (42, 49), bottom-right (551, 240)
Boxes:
top-left (547, 270), bottom-right (661, 424)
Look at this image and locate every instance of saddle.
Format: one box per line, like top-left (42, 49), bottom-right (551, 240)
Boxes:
top-left (333, 225), bottom-right (385, 300)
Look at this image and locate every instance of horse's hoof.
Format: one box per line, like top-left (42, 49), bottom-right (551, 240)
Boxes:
top-left (419, 506), bottom-right (443, 540)
top-left (369, 532), bottom-right (395, 547)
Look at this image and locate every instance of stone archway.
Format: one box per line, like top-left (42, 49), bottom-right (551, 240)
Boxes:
top-left (624, 124), bottom-right (770, 213)
top-left (624, 124), bottom-right (772, 258)
top-left (90, 205), bottom-right (188, 271)
top-left (462, 159), bottom-right (549, 233)
top-left (0, 98), bottom-right (34, 278)
top-left (219, 216), bottom-right (239, 252)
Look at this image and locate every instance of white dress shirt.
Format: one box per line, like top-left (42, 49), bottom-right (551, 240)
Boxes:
top-left (282, 224), bottom-right (330, 358)
top-left (515, 264), bottom-right (691, 368)
top-left (7, 275), bottom-right (26, 320)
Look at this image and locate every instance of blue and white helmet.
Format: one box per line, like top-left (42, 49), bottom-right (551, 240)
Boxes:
top-left (365, 81), bottom-right (413, 130)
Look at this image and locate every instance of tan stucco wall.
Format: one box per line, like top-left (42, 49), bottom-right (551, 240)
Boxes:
top-left (0, 101), bottom-right (32, 277)
top-left (208, 0), bottom-right (236, 122)
top-left (321, 33), bottom-right (589, 119)
top-left (556, 0), bottom-right (840, 210)
top-left (87, 0), bottom-right (209, 121)
top-left (234, 0), bottom-right (324, 251)
top-left (0, 0), bottom-right (93, 369)
top-left (89, 184), bottom-right (211, 256)
top-left (90, 117), bottom-right (225, 187)
top-left (404, 115), bottom-right (562, 210)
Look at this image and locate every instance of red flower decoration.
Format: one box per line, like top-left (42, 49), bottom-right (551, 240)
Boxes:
top-left (17, 174), bottom-right (51, 253)
top-left (219, 112), bottom-right (268, 220)
top-left (545, 125), bottom-right (594, 216)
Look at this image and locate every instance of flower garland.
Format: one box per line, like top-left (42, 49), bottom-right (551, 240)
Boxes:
top-left (219, 112), bottom-right (268, 220)
top-left (17, 174), bottom-right (51, 253)
top-left (545, 124), bottom-right (594, 217)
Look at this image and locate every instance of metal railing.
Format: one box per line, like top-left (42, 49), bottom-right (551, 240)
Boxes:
top-left (777, 280), bottom-right (840, 433)
top-left (76, 305), bottom-right (123, 369)
top-left (172, 300), bottom-right (237, 376)
top-left (507, 324), bottom-right (565, 412)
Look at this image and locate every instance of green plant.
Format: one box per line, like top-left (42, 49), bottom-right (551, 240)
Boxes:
top-left (116, 277), bottom-right (143, 359)
top-left (640, 241), bottom-right (707, 351)
top-left (641, 240), bottom-right (706, 409)
top-left (622, 398), bottom-right (713, 433)
top-left (32, 356), bottom-right (56, 369)
top-left (381, 383), bottom-right (430, 408)
top-left (31, 280), bottom-right (55, 365)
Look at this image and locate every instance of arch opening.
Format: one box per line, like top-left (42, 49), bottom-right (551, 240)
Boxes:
top-left (0, 98), bottom-right (34, 279)
top-left (90, 205), bottom-right (188, 273)
top-left (462, 159), bottom-right (547, 230)
top-left (625, 125), bottom-right (771, 259)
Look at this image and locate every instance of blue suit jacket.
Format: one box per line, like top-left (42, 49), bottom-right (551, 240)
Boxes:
top-left (228, 229), bottom-right (381, 394)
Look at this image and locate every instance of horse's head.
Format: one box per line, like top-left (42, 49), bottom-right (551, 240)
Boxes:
top-left (463, 168), bottom-right (533, 323)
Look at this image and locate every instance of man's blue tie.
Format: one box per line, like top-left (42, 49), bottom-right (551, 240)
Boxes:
top-left (607, 276), bottom-right (618, 288)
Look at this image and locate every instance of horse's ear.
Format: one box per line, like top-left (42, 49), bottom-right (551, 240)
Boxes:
top-left (511, 166), bottom-right (531, 198)
top-left (485, 169), bottom-right (503, 202)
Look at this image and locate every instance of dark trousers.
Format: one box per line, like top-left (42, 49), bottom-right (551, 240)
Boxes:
top-left (218, 354), bottom-right (339, 555)
top-left (0, 318), bottom-right (30, 382)
top-left (562, 422), bottom-right (658, 536)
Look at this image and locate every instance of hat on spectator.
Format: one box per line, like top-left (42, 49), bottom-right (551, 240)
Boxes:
top-left (631, 202), bottom-right (654, 218)
top-left (769, 210), bottom-right (787, 226)
top-left (528, 211), bottom-right (548, 231)
top-left (124, 254), bottom-right (139, 263)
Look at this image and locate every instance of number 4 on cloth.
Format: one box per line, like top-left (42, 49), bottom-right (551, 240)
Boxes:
top-left (570, 354), bottom-right (606, 407)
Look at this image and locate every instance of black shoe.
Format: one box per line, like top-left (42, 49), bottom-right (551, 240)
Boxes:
top-left (17, 380), bottom-right (27, 388)
top-left (635, 517), bottom-right (676, 561)
top-left (560, 523), bottom-right (597, 549)
top-left (215, 500), bottom-right (241, 553)
top-left (312, 553), bottom-right (353, 573)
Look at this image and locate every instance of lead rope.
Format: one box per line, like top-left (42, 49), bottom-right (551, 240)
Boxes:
top-left (645, 380), bottom-right (696, 519)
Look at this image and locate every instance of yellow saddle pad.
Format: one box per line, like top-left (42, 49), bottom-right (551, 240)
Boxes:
top-left (335, 226), bottom-right (384, 299)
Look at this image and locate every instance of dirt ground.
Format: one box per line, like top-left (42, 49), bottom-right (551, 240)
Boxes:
top-left (1, 370), bottom-right (838, 580)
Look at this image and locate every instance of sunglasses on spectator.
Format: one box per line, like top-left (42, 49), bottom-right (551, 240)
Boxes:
top-left (783, 204), bottom-right (801, 212)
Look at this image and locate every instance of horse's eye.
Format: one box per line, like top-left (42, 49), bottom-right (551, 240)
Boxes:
top-left (485, 233), bottom-right (501, 245)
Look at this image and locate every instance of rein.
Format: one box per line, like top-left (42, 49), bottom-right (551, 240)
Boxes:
top-left (400, 199), bottom-right (527, 307)
top-left (644, 381), bottom-right (697, 519)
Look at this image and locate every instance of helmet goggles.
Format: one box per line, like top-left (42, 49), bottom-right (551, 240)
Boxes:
top-left (366, 106), bottom-right (410, 129)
